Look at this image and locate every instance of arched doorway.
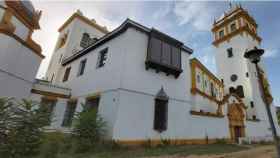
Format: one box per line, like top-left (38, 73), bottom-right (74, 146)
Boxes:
top-left (228, 102), bottom-right (246, 142)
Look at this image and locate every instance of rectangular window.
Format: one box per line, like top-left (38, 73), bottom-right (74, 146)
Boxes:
top-left (63, 67), bottom-right (71, 82)
top-left (219, 30), bottom-right (224, 38)
top-left (250, 101), bottom-right (254, 108)
top-left (62, 100), bottom-right (77, 127)
top-left (153, 99), bottom-right (168, 132)
top-left (227, 48), bottom-right (233, 58)
top-left (230, 23), bottom-right (237, 32)
top-left (85, 97), bottom-right (100, 112)
top-left (246, 72), bottom-right (249, 77)
top-left (97, 48), bottom-right (108, 68)
top-left (40, 98), bottom-right (57, 125)
top-left (146, 29), bottom-right (182, 78)
top-left (252, 115), bottom-right (257, 120)
top-left (77, 59), bottom-right (87, 76)
top-left (210, 83), bottom-right (216, 97)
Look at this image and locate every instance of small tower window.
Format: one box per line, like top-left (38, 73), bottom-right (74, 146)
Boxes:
top-left (250, 101), bottom-right (254, 108)
top-left (197, 74), bottom-right (200, 83)
top-left (230, 74), bottom-right (238, 82)
top-left (246, 72), bottom-right (249, 77)
top-left (252, 115), bottom-right (257, 120)
top-left (154, 87), bottom-right (168, 133)
top-left (227, 48), bottom-right (233, 58)
top-left (80, 33), bottom-right (90, 48)
top-left (236, 85), bottom-right (245, 98)
top-left (77, 59), bottom-right (87, 76)
top-left (219, 30), bottom-right (224, 38)
top-left (97, 48), bottom-right (108, 68)
top-left (63, 67), bottom-right (71, 82)
top-left (210, 83), bottom-right (215, 97)
top-left (230, 23), bottom-right (237, 32)
top-left (50, 73), bottom-right (55, 82)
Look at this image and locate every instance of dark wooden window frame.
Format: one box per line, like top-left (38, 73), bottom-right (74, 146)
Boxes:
top-left (77, 59), bottom-right (87, 76)
top-left (62, 67), bottom-right (71, 82)
top-left (153, 98), bottom-right (168, 133)
top-left (97, 48), bottom-right (108, 68)
top-left (146, 29), bottom-right (183, 78)
top-left (85, 96), bottom-right (100, 112)
top-left (62, 100), bottom-right (77, 127)
top-left (227, 48), bottom-right (233, 58)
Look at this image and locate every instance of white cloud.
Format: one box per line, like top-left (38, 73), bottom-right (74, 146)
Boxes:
top-left (152, 2), bottom-right (172, 19)
top-left (173, 1), bottom-right (216, 31)
top-left (263, 48), bottom-right (278, 58)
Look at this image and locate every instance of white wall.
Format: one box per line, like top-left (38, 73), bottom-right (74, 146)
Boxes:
top-left (0, 35), bottom-right (42, 98)
top-left (113, 89), bottom-right (229, 140)
top-left (46, 17), bottom-right (106, 81)
top-left (11, 16), bottom-right (29, 40)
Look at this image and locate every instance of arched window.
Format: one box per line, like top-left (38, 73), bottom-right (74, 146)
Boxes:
top-left (154, 87), bottom-right (168, 132)
top-left (80, 33), bottom-right (90, 48)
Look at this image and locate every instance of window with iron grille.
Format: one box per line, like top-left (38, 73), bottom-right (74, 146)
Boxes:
top-left (97, 48), bottom-right (108, 68)
top-left (77, 59), bottom-right (87, 76)
top-left (63, 67), bottom-right (71, 82)
top-left (154, 99), bottom-right (168, 132)
top-left (40, 98), bottom-right (57, 125)
top-left (62, 100), bottom-right (77, 127)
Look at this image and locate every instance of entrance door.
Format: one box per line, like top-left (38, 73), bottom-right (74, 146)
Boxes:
top-left (234, 126), bottom-right (242, 142)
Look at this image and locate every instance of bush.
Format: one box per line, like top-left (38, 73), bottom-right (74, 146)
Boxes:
top-left (72, 106), bottom-right (106, 153)
top-left (160, 138), bottom-right (171, 146)
top-left (0, 98), bottom-right (51, 158)
top-left (215, 138), bottom-right (227, 144)
top-left (40, 132), bottom-right (72, 158)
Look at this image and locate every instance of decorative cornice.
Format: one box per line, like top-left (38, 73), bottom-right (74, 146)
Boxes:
top-left (5, 1), bottom-right (41, 30)
top-left (58, 12), bottom-right (109, 34)
top-left (190, 110), bottom-right (224, 118)
top-left (191, 88), bottom-right (221, 104)
top-left (212, 7), bottom-right (257, 32)
top-left (213, 25), bottom-right (261, 47)
top-left (0, 23), bottom-right (44, 58)
top-left (31, 89), bottom-right (71, 99)
top-left (190, 58), bottom-right (224, 87)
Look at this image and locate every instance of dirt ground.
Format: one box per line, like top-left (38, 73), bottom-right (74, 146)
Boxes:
top-left (148, 145), bottom-right (276, 158)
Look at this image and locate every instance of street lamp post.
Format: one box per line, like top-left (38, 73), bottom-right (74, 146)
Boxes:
top-left (244, 48), bottom-right (280, 157)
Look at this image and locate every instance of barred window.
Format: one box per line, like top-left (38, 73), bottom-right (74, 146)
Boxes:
top-left (40, 98), bottom-right (57, 125)
top-left (153, 88), bottom-right (168, 132)
top-left (62, 100), bottom-right (77, 127)
top-left (80, 33), bottom-right (90, 48)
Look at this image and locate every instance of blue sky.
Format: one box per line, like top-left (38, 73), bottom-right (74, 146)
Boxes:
top-left (32, 1), bottom-right (280, 106)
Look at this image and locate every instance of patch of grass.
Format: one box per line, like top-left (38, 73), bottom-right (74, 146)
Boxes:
top-left (35, 143), bottom-right (249, 158)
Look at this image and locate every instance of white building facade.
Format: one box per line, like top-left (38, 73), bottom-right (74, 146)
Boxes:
top-left (1, 2), bottom-right (277, 145)
top-left (0, 1), bottom-right (44, 99)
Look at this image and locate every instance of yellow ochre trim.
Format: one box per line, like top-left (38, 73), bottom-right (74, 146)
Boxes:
top-left (212, 7), bottom-right (257, 32)
top-left (31, 89), bottom-right (70, 99)
top-left (86, 92), bottom-right (101, 100)
top-left (190, 58), bottom-right (223, 87)
top-left (58, 12), bottom-right (109, 34)
top-left (115, 138), bottom-right (232, 146)
top-left (213, 25), bottom-right (261, 47)
top-left (0, 10), bottom-right (44, 58)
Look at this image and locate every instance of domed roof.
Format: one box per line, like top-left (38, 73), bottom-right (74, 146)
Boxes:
top-left (21, 0), bottom-right (36, 19)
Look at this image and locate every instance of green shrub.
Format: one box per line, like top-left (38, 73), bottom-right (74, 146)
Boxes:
top-left (160, 138), bottom-right (171, 146)
top-left (0, 98), bottom-right (51, 158)
top-left (72, 106), bottom-right (106, 153)
top-left (40, 132), bottom-right (72, 158)
top-left (215, 138), bottom-right (227, 144)
top-left (142, 138), bottom-right (152, 148)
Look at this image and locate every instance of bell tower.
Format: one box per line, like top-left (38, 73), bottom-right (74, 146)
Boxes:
top-left (212, 5), bottom-right (264, 119)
